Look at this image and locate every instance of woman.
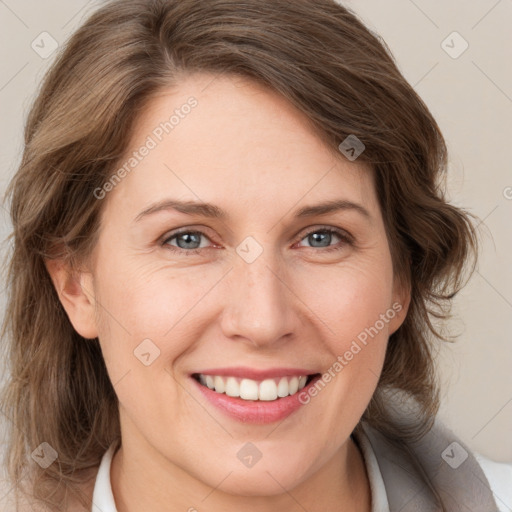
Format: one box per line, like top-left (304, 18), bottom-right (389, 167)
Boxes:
top-left (2, 0), bottom-right (510, 511)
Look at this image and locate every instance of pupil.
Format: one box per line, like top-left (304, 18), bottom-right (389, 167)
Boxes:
top-left (176, 232), bottom-right (331, 250)
top-left (311, 232), bottom-right (330, 247)
top-left (178, 233), bottom-right (200, 249)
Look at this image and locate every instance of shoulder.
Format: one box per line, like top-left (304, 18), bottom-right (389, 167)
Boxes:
top-left (358, 416), bottom-right (511, 511)
top-left (475, 453), bottom-right (512, 511)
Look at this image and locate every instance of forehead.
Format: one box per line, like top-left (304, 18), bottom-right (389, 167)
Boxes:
top-left (103, 72), bottom-right (377, 220)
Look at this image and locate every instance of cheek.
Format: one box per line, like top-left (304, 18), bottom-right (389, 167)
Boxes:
top-left (94, 231), bottom-right (395, 386)
top-left (292, 254), bottom-right (395, 419)
top-left (298, 253), bottom-right (395, 346)
top-left (96, 250), bottom-right (214, 332)
top-left (91, 266), bottom-right (201, 432)
top-left (94, 239), bottom-right (395, 364)
top-left (92, 258), bottom-right (221, 381)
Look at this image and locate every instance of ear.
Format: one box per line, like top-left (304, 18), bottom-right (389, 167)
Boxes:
top-left (388, 275), bottom-right (412, 336)
top-left (45, 259), bottom-right (99, 339)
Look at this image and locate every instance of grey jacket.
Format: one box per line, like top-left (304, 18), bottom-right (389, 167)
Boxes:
top-left (360, 414), bottom-right (498, 511)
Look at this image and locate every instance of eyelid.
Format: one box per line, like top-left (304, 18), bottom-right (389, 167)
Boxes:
top-left (160, 231), bottom-right (213, 254)
top-left (161, 224), bottom-right (352, 242)
top-left (160, 225), bottom-right (215, 244)
top-left (160, 224), bottom-right (354, 255)
top-left (296, 224), bottom-right (354, 244)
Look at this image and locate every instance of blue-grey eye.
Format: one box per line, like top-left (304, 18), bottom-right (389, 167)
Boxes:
top-left (165, 231), bottom-right (205, 250)
top-left (307, 231), bottom-right (334, 247)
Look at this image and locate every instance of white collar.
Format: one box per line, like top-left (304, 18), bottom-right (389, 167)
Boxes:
top-left (91, 428), bottom-right (389, 512)
top-left (91, 430), bottom-right (512, 512)
top-left (91, 443), bottom-right (118, 512)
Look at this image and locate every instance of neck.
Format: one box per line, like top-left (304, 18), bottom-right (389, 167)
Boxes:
top-left (110, 432), bottom-right (371, 512)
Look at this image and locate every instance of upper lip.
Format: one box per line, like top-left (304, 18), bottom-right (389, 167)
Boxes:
top-left (192, 367), bottom-right (319, 380)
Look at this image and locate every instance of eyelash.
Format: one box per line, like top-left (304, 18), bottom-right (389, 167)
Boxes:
top-left (160, 226), bottom-right (354, 256)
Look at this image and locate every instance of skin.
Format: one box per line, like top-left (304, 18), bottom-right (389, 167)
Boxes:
top-left (47, 72), bottom-right (410, 512)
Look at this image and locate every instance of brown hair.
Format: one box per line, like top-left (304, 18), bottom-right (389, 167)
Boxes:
top-left (1, 0), bottom-right (479, 510)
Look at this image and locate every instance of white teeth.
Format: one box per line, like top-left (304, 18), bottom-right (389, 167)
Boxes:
top-left (277, 377), bottom-right (289, 398)
top-left (289, 376), bottom-right (299, 395)
top-left (259, 379), bottom-right (278, 401)
top-left (240, 379), bottom-right (259, 400)
top-left (214, 375), bottom-right (225, 393)
top-left (205, 375), bottom-right (215, 389)
top-left (225, 377), bottom-right (239, 397)
top-left (197, 374), bottom-right (310, 401)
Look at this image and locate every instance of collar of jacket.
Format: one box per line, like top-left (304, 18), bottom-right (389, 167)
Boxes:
top-left (359, 394), bottom-right (497, 511)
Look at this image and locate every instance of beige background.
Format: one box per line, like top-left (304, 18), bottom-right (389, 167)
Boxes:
top-left (0, 0), bottom-right (511, 468)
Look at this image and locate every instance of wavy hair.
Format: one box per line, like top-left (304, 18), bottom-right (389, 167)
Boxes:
top-left (1, 0), bottom-right (479, 509)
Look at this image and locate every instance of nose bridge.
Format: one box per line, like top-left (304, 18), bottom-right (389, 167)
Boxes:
top-left (221, 245), bottom-right (296, 346)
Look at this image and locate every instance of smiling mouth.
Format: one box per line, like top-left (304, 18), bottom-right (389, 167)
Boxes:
top-left (192, 373), bottom-right (320, 401)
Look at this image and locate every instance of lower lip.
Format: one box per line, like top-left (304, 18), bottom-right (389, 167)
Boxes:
top-left (192, 375), bottom-right (321, 424)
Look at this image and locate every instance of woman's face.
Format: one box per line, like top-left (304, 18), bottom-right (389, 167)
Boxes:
top-left (74, 73), bottom-right (409, 495)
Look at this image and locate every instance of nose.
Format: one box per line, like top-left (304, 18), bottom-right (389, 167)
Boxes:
top-left (220, 249), bottom-right (299, 348)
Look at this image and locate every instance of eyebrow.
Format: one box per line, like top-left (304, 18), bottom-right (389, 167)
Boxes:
top-left (133, 198), bottom-right (372, 222)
